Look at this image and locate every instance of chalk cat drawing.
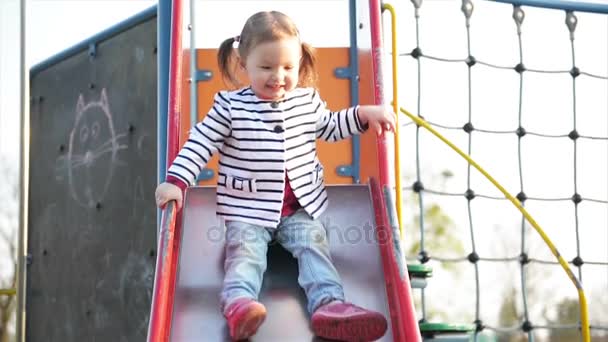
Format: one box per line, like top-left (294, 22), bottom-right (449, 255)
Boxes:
top-left (68, 89), bottom-right (126, 208)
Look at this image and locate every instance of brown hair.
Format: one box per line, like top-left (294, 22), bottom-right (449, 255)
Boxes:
top-left (217, 11), bottom-right (317, 88)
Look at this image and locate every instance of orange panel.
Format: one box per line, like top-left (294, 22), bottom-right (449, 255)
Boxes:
top-left (180, 48), bottom-right (367, 186)
top-left (357, 49), bottom-right (380, 185)
top-left (314, 49), bottom-right (352, 185)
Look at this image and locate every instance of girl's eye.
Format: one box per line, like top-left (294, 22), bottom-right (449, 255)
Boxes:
top-left (285, 66), bottom-right (294, 70)
top-left (261, 66), bottom-right (271, 70)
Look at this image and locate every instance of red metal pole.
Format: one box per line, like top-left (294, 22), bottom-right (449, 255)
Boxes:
top-left (370, 178), bottom-right (407, 341)
top-left (166, 2), bottom-right (184, 166)
top-left (148, 202), bottom-right (177, 341)
top-left (368, 1), bottom-right (421, 341)
top-left (367, 0), bottom-right (390, 185)
top-left (148, 0), bottom-right (184, 340)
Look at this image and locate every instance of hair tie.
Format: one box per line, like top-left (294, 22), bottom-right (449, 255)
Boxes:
top-left (234, 35), bottom-right (240, 43)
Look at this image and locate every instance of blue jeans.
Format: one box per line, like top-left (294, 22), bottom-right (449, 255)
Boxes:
top-left (220, 209), bottom-right (345, 315)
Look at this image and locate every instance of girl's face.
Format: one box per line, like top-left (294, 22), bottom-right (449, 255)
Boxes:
top-left (242, 37), bottom-right (300, 100)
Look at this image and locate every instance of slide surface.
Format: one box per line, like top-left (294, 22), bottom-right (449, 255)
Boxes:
top-left (170, 185), bottom-right (394, 341)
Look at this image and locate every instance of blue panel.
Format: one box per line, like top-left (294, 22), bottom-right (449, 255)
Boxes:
top-left (490, 0), bottom-right (608, 14)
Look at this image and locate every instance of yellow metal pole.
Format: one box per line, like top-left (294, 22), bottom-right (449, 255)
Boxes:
top-left (0, 288), bottom-right (16, 296)
top-left (399, 106), bottom-right (590, 342)
top-left (382, 3), bottom-right (404, 236)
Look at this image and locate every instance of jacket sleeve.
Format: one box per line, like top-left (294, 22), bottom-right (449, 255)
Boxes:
top-left (166, 91), bottom-right (231, 189)
top-left (313, 89), bottom-right (367, 142)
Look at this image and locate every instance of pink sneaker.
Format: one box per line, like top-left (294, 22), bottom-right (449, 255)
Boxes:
top-left (311, 301), bottom-right (388, 341)
top-left (224, 298), bottom-right (267, 341)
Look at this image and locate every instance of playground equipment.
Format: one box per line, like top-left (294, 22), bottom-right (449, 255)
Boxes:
top-left (149, 0), bottom-right (425, 340)
top-left (15, 0), bottom-right (606, 341)
top-left (148, 0), bottom-right (607, 341)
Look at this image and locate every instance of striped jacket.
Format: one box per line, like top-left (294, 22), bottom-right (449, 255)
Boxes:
top-left (167, 86), bottom-right (367, 227)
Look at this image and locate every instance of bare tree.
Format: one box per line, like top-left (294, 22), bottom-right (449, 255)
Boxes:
top-left (0, 229), bottom-right (16, 342)
top-left (0, 156), bottom-right (18, 342)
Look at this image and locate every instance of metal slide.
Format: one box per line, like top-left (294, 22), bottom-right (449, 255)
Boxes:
top-left (149, 1), bottom-right (420, 340)
top-left (169, 185), bottom-right (394, 341)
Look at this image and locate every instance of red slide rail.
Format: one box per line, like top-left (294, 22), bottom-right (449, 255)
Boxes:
top-left (147, 0), bottom-right (184, 340)
top-left (368, 0), bottom-right (422, 341)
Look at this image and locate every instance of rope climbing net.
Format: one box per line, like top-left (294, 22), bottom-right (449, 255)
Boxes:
top-left (389, 0), bottom-right (608, 340)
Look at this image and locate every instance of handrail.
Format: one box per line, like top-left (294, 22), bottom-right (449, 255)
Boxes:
top-left (381, 3), bottom-right (404, 236)
top-left (148, 0), bottom-right (185, 340)
top-left (147, 201), bottom-right (178, 341)
top-left (369, 1), bottom-right (421, 341)
top-left (399, 106), bottom-right (590, 342)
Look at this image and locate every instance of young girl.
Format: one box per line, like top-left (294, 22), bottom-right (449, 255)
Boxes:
top-left (156, 11), bottom-right (395, 341)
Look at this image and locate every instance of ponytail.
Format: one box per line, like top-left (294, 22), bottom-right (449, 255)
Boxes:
top-left (217, 37), bottom-right (240, 88)
top-left (299, 42), bottom-right (317, 87)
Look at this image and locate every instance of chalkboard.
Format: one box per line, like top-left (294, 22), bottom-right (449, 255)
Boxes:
top-left (28, 15), bottom-right (157, 342)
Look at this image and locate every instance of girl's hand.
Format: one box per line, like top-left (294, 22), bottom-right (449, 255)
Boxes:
top-left (155, 182), bottom-right (183, 210)
top-left (358, 105), bottom-right (396, 135)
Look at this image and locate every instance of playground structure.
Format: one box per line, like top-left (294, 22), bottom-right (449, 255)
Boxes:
top-left (10, 0), bottom-right (607, 341)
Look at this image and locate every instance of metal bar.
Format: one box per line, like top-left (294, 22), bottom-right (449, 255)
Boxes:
top-left (490, 0), bottom-right (608, 14)
top-left (0, 288), bottom-right (16, 296)
top-left (369, 178), bottom-right (406, 342)
top-left (166, 1), bottom-right (183, 180)
top-left (368, 1), bottom-right (421, 341)
top-left (147, 201), bottom-right (178, 341)
top-left (188, 8), bottom-right (216, 183)
top-left (189, 0), bottom-right (197, 129)
top-left (158, 0), bottom-right (171, 192)
top-left (29, 5), bottom-right (157, 76)
top-left (381, 3), bottom-right (403, 235)
top-left (17, 0), bottom-right (29, 340)
top-left (348, 0), bottom-right (361, 184)
top-left (148, 0), bottom-right (185, 339)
